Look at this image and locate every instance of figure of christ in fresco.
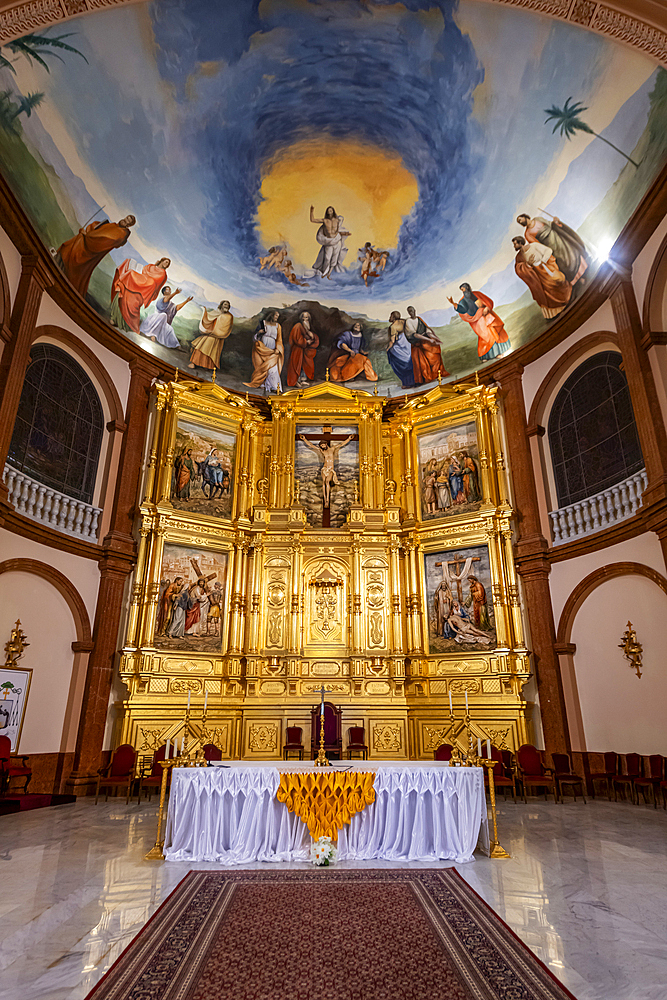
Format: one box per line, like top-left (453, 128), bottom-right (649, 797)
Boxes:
top-left (448, 602), bottom-right (494, 645)
top-left (110, 257), bottom-right (171, 334)
top-left (310, 206), bottom-right (350, 279)
top-left (286, 312), bottom-right (319, 388)
top-left (157, 576), bottom-right (184, 635)
top-left (448, 285), bottom-right (511, 363)
top-left (140, 286), bottom-right (192, 348)
top-left (189, 300), bottom-right (233, 370)
top-left (244, 311), bottom-right (284, 393)
top-left (57, 215), bottom-right (135, 298)
top-left (465, 575), bottom-right (491, 630)
top-left (328, 322), bottom-right (378, 382)
top-left (174, 449), bottom-right (195, 500)
top-left (516, 213), bottom-right (589, 285)
top-left (259, 246), bottom-right (287, 271)
top-left (405, 306), bottom-right (449, 383)
top-left (512, 237), bottom-right (572, 319)
top-left (298, 434), bottom-right (354, 507)
top-left (387, 312), bottom-right (416, 388)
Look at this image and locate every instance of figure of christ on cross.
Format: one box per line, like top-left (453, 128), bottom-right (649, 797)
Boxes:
top-left (298, 426), bottom-right (358, 527)
top-left (435, 552), bottom-right (481, 602)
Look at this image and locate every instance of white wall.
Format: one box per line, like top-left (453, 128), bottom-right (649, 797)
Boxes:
top-left (0, 222), bottom-right (22, 306)
top-left (571, 574), bottom-right (667, 754)
top-left (0, 571), bottom-right (77, 754)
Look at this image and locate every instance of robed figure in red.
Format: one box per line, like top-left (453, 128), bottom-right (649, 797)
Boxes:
top-left (58, 215), bottom-right (135, 297)
top-left (110, 257), bottom-right (171, 334)
top-left (286, 311), bottom-right (319, 387)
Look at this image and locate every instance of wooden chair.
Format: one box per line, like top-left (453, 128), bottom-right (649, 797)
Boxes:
top-left (634, 754), bottom-right (663, 807)
top-left (283, 727), bottom-right (304, 760)
top-left (95, 744), bottom-right (137, 804)
top-left (485, 745), bottom-right (517, 802)
top-left (137, 744), bottom-right (167, 803)
top-left (434, 743), bottom-right (453, 761)
top-left (310, 703), bottom-right (342, 760)
top-left (612, 752), bottom-right (641, 803)
top-left (587, 751), bottom-right (618, 800)
top-left (0, 734), bottom-right (32, 796)
top-left (203, 743), bottom-right (223, 762)
top-left (516, 744), bottom-right (558, 803)
top-left (346, 726), bottom-right (368, 760)
top-left (552, 753), bottom-right (586, 803)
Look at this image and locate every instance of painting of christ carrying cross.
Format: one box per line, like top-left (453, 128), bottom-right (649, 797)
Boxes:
top-left (424, 544), bottom-right (496, 654)
top-left (295, 424), bottom-right (359, 528)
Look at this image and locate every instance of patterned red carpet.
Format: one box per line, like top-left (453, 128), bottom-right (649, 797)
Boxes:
top-left (87, 869), bottom-right (577, 1000)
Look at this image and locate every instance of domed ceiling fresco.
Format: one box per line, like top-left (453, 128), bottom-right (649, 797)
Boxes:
top-left (1, 0), bottom-right (666, 395)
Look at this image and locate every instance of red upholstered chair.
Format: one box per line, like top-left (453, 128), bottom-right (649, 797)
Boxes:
top-left (484, 745), bottom-right (517, 802)
top-left (203, 743), bottom-right (223, 762)
top-left (612, 752), bottom-right (641, 803)
top-left (587, 751), bottom-right (618, 800)
top-left (137, 744), bottom-right (168, 803)
top-left (516, 744), bottom-right (558, 803)
top-left (283, 727), bottom-right (304, 760)
top-left (552, 753), bottom-right (586, 803)
top-left (660, 758), bottom-right (667, 809)
top-left (634, 754), bottom-right (663, 807)
top-left (0, 734), bottom-right (32, 796)
top-left (310, 703), bottom-right (342, 760)
top-left (346, 726), bottom-right (368, 760)
top-left (96, 744), bottom-right (137, 804)
top-left (434, 743), bottom-right (453, 762)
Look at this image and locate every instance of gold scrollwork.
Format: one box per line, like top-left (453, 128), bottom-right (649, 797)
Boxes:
top-left (171, 678), bottom-right (202, 694)
top-left (248, 724), bottom-right (278, 752)
top-left (372, 724), bottom-right (402, 753)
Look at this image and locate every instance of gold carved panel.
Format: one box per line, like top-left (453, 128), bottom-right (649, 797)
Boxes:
top-left (372, 723), bottom-right (403, 754)
top-left (149, 677), bottom-right (168, 693)
top-left (171, 678), bottom-right (202, 693)
top-left (366, 681), bottom-right (390, 695)
top-left (261, 680), bottom-right (286, 695)
top-left (247, 723), bottom-right (279, 753)
top-left (423, 725), bottom-right (451, 751)
top-left (163, 659), bottom-right (213, 674)
top-left (311, 661), bottom-right (341, 676)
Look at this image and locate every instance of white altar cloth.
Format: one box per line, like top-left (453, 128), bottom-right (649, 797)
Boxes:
top-left (163, 762), bottom-right (489, 865)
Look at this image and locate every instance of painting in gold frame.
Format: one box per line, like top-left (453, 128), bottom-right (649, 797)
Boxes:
top-left (417, 420), bottom-right (482, 521)
top-left (171, 418), bottom-right (236, 520)
top-left (154, 543), bottom-right (229, 653)
top-left (424, 543), bottom-right (496, 653)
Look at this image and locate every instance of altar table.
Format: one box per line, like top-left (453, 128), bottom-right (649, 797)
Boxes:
top-left (163, 761), bottom-right (489, 865)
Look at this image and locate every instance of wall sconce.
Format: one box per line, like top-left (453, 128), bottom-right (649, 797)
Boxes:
top-left (618, 620), bottom-right (642, 679)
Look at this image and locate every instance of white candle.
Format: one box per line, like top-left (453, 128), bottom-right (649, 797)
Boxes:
top-left (487, 740), bottom-right (491, 759)
top-left (181, 737), bottom-right (185, 755)
top-left (465, 690), bottom-right (469, 713)
top-left (166, 738), bottom-right (170, 759)
top-left (204, 691), bottom-right (208, 713)
top-left (187, 690), bottom-right (191, 711)
top-left (477, 738), bottom-right (482, 757)
top-left (449, 691), bottom-right (453, 713)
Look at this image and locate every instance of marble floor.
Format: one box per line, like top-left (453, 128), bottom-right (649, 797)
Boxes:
top-left (0, 795), bottom-right (665, 1000)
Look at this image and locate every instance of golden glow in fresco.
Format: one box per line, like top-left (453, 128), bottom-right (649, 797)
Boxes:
top-left (257, 139), bottom-right (419, 272)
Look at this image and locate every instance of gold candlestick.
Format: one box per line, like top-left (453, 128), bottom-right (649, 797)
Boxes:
top-left (483, 759), bottom-right (510, 859)
top-left (315, 709), bottom-right (329, 766)
top-left (144, 758), bottom-right (177, 860)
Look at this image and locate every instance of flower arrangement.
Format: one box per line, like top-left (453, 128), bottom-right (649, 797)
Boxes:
top-left (310, 836), bottom-right (337, 866)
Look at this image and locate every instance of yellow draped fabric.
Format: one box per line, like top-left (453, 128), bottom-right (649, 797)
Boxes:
top-left (277, 771), bottom-right (376, 842)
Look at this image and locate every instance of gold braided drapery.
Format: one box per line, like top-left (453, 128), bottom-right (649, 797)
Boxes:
top-left (277, 771), bottom-right (376, 841)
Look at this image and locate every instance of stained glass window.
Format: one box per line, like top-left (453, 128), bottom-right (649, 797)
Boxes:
top-left (7, 345), bottom-right (104, 504)
top-left (548, 351), bottom-right (643, 508)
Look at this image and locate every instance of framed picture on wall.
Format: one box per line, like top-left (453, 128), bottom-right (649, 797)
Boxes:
top-left (423, 544), bottom-right (496, 654)
top-left (0, 665), bottom-right (32, 752)
top-left (153, 543), bottom-right (229, 653)
top-left (417, 420), bottom-right (482, 521)
top-left (171, 418), bottom-right (237, 520)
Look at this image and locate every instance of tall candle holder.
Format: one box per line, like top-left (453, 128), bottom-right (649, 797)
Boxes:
top-left (314, 683), bottom-right (330, 767)
top-left (144, 758), bottom-right (177, 860)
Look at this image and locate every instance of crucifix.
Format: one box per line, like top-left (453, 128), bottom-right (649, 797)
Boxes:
top-left (315, 684), bottom-right (332, 766)
top-left (435, 552), bottom-right (480, 602)
top-left (297, 425), bottom-right (358, 527)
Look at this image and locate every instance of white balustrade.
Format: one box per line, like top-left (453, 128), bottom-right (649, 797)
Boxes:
top-left (3, 464), bottom-right (101, 541)
top-left (549, 469), bottom-right (648, 545)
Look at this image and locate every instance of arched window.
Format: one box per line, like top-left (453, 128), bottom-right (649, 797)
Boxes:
top-left (7, 344), bottom-right (104, 504)
top-left (548, 351), bottom-right (643, 508)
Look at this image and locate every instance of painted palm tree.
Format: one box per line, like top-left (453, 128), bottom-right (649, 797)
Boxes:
top-left (0, 89), bottom-right (44, 132)
top-left (544, 97), bottom-right (640, 169)
top-left (0, 31), bottom-right (88, 74)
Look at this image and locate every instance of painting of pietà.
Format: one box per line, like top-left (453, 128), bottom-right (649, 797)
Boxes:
top-left (424, 545), bottom-right (496, 654)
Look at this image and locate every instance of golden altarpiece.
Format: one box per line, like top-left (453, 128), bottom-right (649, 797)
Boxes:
top-left (117, 376), bottom-right (533, 760)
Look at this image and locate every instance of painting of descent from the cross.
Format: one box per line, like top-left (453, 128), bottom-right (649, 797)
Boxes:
top-left (424, 544), bottom-right (496, 654)
top-left (171, 419), bottom-right (236, 521)
top-left (295, 425), bottom-right (359, 529)
top-left (154, 543), bottom-right (228, 653)
top-left (418, 421), bottom-right (482, 522)
top-left (1, 1), bottom-right (667, 396)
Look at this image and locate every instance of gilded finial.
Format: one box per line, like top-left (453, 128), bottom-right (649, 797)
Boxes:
top-left (174, 368), bottom-right (179, 382)
top-left (245, 391), bottom-right (249, 403)
top-left (437, 370), bottom-right (442, 387)
top-left (212, 367), bottom-right (217, 383)
top-left (353, 479), bottom-right (360, 504)
top-left (373, 382), bottom-right (379, 396)
top-left (475, 371), bottom-right (480, 386)
top-left (326, 367), bottom-right (330, 382)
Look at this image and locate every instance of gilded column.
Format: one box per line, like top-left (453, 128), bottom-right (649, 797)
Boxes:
top-left (247, 535), bottom-right (264, 655)
top-left (397, 419), bottom-right (417, 522)
top-left (229, 533), bottom-right (249, 653)
top-left (388, 534), bottom-right (404, 655)
top-left (124, 523), bottom-right (153, 648)
top-left (289, 535), bottom-right (303, 653)
top-left (351, 535), bottom-right (363, 654)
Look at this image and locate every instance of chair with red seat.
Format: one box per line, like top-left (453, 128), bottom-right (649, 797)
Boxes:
top-left (346, 726), bottom-right (368, 760)
top-left (137, 744), bottom-right (168, 803)
top-left (634, 754), bottom-right (663, 807)
top-left (434, 743), bottom-right (453, 762)
top-left (612, 752), bottom-right (641, 803)
top-left (283, 727), bottom-right (304, 760)
top-left (310, 703), bottom-right (342, 760)
top-left (516, 744), bottom-right (558, 803)
top-left (203, 743), bottom-right (223, 762)
top-left (485, 745), bottom-right (517, 802)
top-left (587, 751), bottom-right (618, 800)
top-left (552, 753), bottom-right (586, 803)
top-left (660, 758), bottom-right (667, 809)
top-left (0, 734), bottom-right (32, 796)
top-left (95, 743), bottom-right (137, 804)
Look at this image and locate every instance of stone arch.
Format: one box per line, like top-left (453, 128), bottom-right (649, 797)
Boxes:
top-left (641, 227), bottom-right (667, 335)
top-left (0, 558), bottom-right (93, 651)
top-left (556, 561), bottom-right (667, 646)
top-left (0, 0), bottom-right (665, 64)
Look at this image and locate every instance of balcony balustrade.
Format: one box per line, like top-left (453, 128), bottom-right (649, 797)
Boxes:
top-left (548, 469), bottom-right (647, 545)
top-left (3, 464), bottom-right (101, 541)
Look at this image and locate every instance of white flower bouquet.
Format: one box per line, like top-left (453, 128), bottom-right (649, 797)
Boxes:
top-left (310, 836), bottom-right (338, 866)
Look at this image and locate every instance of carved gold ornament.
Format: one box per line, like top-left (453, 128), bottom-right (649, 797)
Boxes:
top-left (618, 621), bottom-right (643, 678)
